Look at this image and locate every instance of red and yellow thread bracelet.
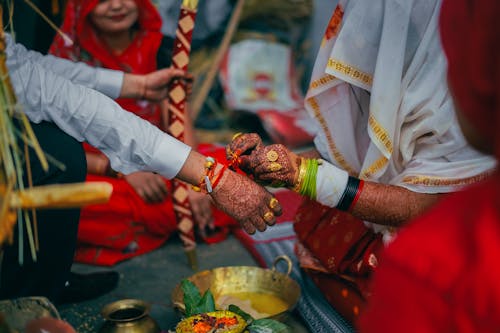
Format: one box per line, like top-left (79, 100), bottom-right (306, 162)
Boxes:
top-left (192, 157), bottom-right (217, 193)
top-left (210, 164), bottom-right (228, 191)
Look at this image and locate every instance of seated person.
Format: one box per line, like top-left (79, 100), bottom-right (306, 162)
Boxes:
top-left (1, 32), bottom-right (281, 304)
top-left (49, 0), bottom-right (233, 266)
top-left (225, 0), bottom-right (496, 324)
top-left (359, 0), bottom-right (500, 331)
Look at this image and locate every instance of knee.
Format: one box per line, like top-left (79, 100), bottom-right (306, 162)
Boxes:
top-left (27, 122), bottom-right (87, 185)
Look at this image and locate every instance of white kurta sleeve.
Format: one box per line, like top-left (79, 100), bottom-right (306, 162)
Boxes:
top-left (7, 35), bottom-right (123, 99)
top-left (5, 35), bottom-right (190, 179)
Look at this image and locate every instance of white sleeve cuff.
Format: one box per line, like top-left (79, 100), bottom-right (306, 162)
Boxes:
top-left (316, 160), bottom-right (349, 208)
top-left (95, 68), bottom-right (124, 99)
top-left (149, 136), bottom-right (192, 179)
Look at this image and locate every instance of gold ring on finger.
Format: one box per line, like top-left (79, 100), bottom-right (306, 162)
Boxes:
top-left (232, 132), bottom-right (243, 141)
top-left (269, 197), bottom-right (279, 209)
top-left (266, 150), bottom-right (279, 162)
top-left (263, 211), bottom-right (274, 222)
top-left (268, 162), bottom-right (282, 172)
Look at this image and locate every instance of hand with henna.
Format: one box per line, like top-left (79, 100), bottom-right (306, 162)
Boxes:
top-left (209, 167), bottom-right (283, 234)
top-left (227, 133), bottom-right (301, 188)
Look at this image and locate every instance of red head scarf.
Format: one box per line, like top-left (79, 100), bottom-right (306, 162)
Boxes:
top-left (50, 0), bottom-right (163, 72)
top-left (50, 0), bottom-right (165, 130)
top-left (439, 0), bottom-right (500, 159)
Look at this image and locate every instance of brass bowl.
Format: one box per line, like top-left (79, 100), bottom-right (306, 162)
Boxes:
top-left (98, 299), bottom-right (160, 333)
top-left (171, 255), bottom-right (300, 320)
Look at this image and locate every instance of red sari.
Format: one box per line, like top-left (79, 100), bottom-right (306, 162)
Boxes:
top-left (50, 0), bottom-right (233, 266)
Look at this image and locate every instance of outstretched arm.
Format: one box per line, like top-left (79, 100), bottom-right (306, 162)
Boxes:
top-left (227, 133), bottom-right (441, 227)
top-left (7, 36), bottom-right (280, 234)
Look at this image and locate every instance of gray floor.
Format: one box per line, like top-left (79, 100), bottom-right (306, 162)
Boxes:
top-left (57, 234), bottom-right (310, 332)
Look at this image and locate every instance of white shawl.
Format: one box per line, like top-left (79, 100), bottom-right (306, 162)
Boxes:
top-left (307, 0), bottom-right (496, 196)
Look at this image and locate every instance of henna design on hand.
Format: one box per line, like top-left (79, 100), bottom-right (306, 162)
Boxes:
top-left (226, 133), bottom-right (264, 172)
top-left (241, 144), bottom-right (300, 188)
top-left (210, 169), bottom-right (282, 234)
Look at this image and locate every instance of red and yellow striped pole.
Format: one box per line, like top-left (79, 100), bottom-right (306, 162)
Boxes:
top-left (167, 0), bottom-right (199, 270)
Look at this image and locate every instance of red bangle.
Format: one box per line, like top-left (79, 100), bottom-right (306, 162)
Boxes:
top-left (348, 179), bottom-right (364, 212)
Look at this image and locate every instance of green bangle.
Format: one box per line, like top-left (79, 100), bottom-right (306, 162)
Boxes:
top-left (299, 158), bottom-right (319, 200)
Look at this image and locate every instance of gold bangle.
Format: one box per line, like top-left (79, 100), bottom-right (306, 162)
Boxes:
top-left (292, 157), bottom-right (307, 192)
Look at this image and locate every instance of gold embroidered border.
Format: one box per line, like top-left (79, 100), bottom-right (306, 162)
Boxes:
top-left (327, 59), bottom-right (373, 86)
top-left (307, 97), bottom-right (355, 175)
top-left (309, 74), bottom-right (337, 90)
top-left (361, 155), bottom-right (388, 179)
top-left (402, 170), bottom-right (494, 187)
top-left (368, 114), bottom-right (393, 154)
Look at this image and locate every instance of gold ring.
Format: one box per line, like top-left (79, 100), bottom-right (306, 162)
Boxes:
top-left (269, 197), bottom-right (279, 209)
top-left (268, 162), bottom-right (282, 172)
top-left (226, 146), bottom-right (233, 156)
top-left (232, 132), bottom-right (243, 141)
top-left (263, 211), bottom-right (274, 222)
top-left (266, 150), bottom-right (279, 162)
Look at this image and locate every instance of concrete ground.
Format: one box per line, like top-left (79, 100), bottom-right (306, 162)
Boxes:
top-left (57, 234), bottom-right (310, 332)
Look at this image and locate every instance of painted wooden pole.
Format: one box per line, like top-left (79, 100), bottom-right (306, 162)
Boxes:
top-left (167, 0), bottom-right (199, 270)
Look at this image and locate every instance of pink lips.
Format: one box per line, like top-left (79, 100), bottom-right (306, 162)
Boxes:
top-left (109, 14), bottom-right (127, 22)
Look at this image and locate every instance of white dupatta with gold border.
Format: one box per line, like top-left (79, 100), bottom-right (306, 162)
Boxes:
top-left (307, 0), bottom-right (495, 194)
top-left (306, 0), bottom-right (496, 237)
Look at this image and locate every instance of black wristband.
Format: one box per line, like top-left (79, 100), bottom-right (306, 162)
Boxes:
top-left (336, 176), bottom-right (361, 211)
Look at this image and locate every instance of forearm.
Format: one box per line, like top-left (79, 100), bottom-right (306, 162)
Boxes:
top-left (86, 152), bottom-right (109, 175)
top-left (119, 73), bottom-right (144, 99)
top-left (350, 181), bottom-right (441, 226)
top-left (311, 159), bottom-right (441, 226)
top-left (5, 34), bottom-right (123, 99)
top-left (298, 149), bottom-right (322, 159)
top-left (8, 48), bottom-right (191, 179)
top-left (176, 149), bottom-right (208, 185)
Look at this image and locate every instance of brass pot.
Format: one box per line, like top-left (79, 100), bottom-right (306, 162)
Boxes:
top-left (98, 299), bottom-right (160, 333)
top-left (171, 255), bottom-right (301, 320)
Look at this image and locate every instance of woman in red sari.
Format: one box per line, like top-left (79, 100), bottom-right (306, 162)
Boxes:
top-left (49, 0), bottom-right (233, 266)
top-left (358, 0), bottom-right (500, 331)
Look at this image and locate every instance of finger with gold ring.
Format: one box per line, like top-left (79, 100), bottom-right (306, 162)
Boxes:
top-left (268, 162), bottom-right (282, 172)
top-left (232, 132), bottom-right (243, 141)
top-left (269, 197), bottom-right (279, 209)
top-left (266, 150), bottom-right (279, 162)
top-left (263, 211), bottom-right (274, 223)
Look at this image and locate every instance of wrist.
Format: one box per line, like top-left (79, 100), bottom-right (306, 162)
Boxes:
top-left (291, 157), bottom-right (307, 192)
top-left (291, 158), bottom-right (321, 200)
top-left (336, 176), bottom-right (364, 212)
top-left (192, 157), bottom-right (227, 194)
top-left (120, 73), bottom-right (145, 99)
top-left (315, 162), bottom-right (349, 207)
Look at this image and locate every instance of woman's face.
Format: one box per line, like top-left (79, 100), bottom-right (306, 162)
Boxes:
top-left (90, 0), bottom-right (139, 34)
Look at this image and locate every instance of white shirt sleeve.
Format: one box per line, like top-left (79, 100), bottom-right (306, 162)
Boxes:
top-left (7, 35), bottom-right (123, 99)
top-left (5, 34), bottom-right (191, 179)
